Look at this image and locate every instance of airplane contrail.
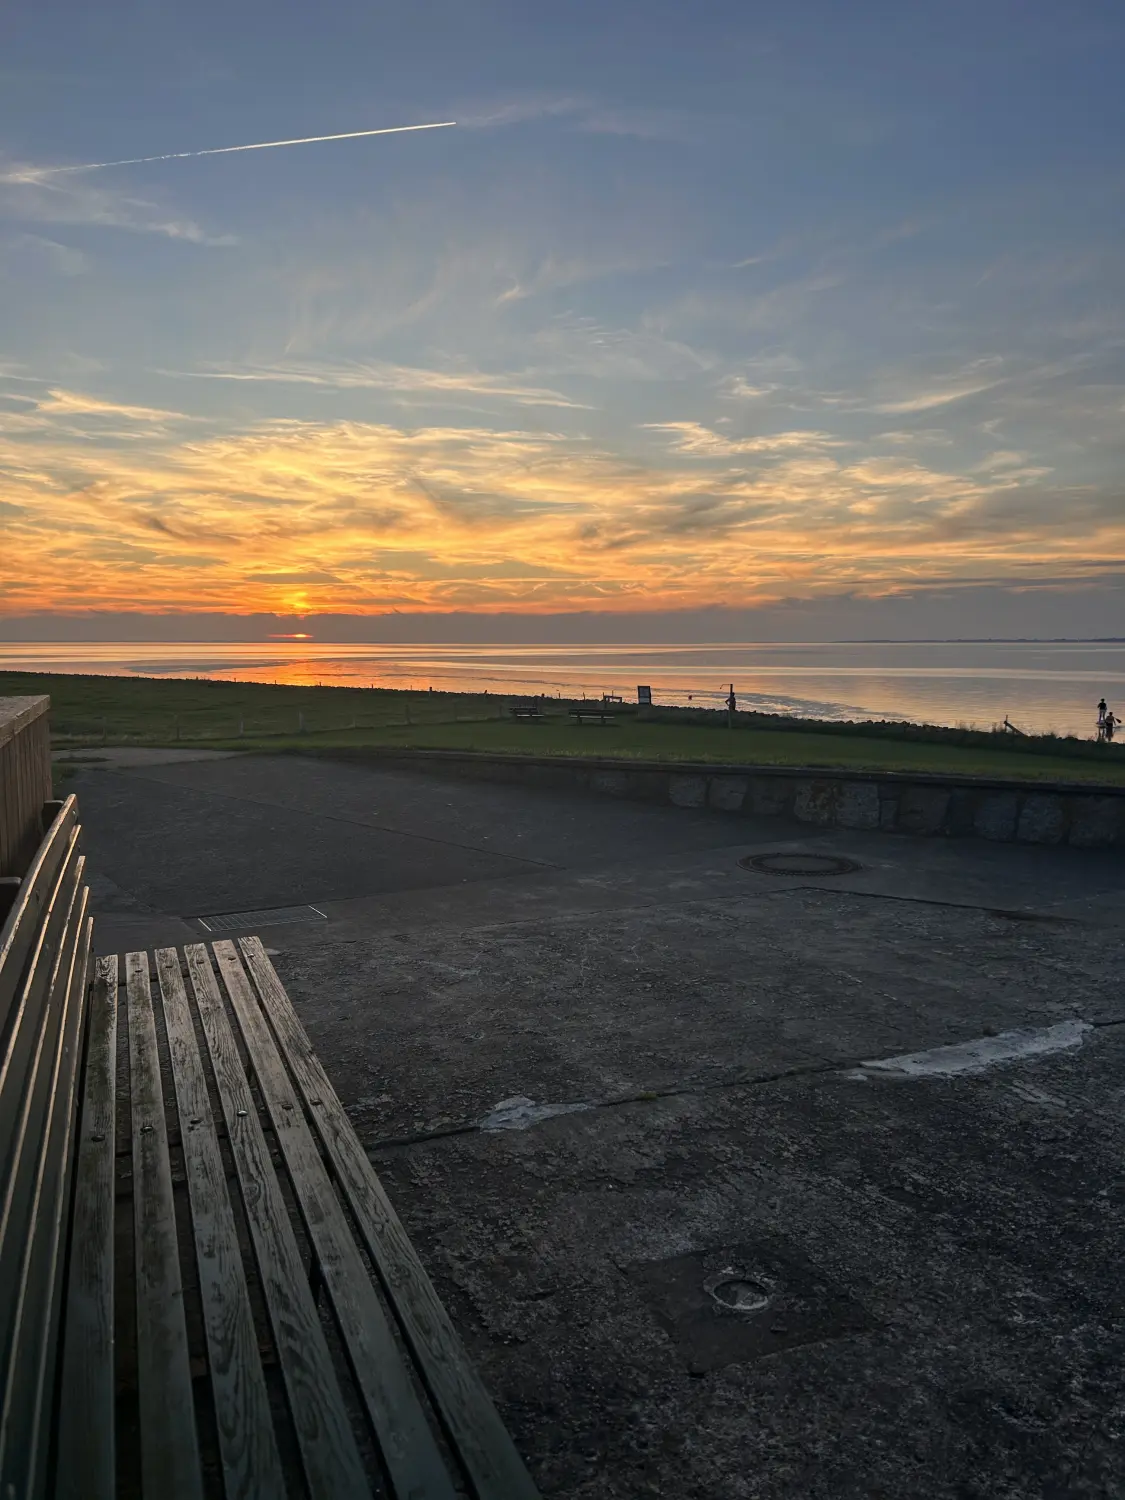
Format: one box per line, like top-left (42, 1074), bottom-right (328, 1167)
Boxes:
top-left (19, 120), bottom-right (457, 177)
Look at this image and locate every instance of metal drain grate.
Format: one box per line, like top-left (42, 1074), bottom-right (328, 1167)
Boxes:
top-left (739, 852), bottom-right (862, 878)
top-left (195, 904), bottom-right (328, 934)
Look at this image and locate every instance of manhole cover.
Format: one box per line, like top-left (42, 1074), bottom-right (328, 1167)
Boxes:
top-left (195, 904), bottom-right (328, 934)
top-left (626, 1236), bottom-right (875, 1373)
top-left (708, 1275), bottom-right (773, 1314)
top-left (739, 852), bottom-right (862, 877)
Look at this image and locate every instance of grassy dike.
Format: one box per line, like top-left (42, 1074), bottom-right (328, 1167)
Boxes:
top-left (6, 668), bottom-right (1125, 786)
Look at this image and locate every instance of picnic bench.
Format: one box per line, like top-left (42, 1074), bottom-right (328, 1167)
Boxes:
top-left (0, 792), bottom-right (541, 1497)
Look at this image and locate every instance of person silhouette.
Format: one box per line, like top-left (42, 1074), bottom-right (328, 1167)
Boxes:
top-left (1105, 710), bottom-right (1117, 743)
top-left (1098, 697), bottom-right (1108, 740)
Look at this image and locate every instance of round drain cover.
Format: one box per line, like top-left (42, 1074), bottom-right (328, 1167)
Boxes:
top-left (709, 1276), bottom-right (773, 1314)
top-left (740, 851), bottom-right (862, 877)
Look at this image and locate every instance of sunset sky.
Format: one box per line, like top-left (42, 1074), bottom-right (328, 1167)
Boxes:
top-left (2, 1), bottom-right (1124, 638)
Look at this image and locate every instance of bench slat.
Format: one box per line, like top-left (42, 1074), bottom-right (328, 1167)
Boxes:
top-left (155, 947), bottom-right (287, 1500)
top-left (127, 951), bottom-right (206, 1500)
top-left (56, 953), bottom-right (117, 1500)
top-left (13, 902), bottom-right (91, 1500)
top-left (183, 944), bottom-right (371, 1500)
top-left (212, 940), bottom-right (460, 1500)
top-left (239, 935), bottom-right (542, 1500)
top-left (0, 827), bottom-right (81, 1200)
top-left (0, 879), bottom-right (89, 1500)
top-left (0, 833), bottom-right (82, 1427)
top-left (0, 797), bottom-right (77, 1037)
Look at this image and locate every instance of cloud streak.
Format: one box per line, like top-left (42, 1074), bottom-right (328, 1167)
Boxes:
top-left (2, 402), bottom-right (1118, 617)
top-left (1, 121), bottom-right (457, 182)
top-left (157, 359), bottom-right (589, 408)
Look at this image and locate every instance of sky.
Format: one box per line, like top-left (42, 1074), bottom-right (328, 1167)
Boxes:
top-left (2, 0), bottom-right (1124, 640)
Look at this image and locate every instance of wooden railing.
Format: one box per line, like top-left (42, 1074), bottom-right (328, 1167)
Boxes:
top-left (0, 696), bottom-right (52, 883)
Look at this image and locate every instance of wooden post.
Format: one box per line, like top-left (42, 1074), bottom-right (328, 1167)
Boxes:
top-left (0, 696), bottom-right (53, 879)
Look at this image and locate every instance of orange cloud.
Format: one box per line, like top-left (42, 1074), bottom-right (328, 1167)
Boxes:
top-left (0, 399), bottom-right (1116, 617)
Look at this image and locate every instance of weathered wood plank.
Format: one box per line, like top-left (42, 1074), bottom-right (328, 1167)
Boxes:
top-left (155, 947), bottom-right (287, 1500)
top-left (213, 939), bottom-right (459, 1500)
top-left (240, 935), bottom-right (542, 1500)
top-left (0, 875), bottom-right (88, 1500)
top-left (183, 943), bottom-right (371, 1500)
top-left (127, 950), bottom-right (205, 1500)
top-left (0, 797), bottom-right (77, 1037)
top-left (15, 906), bottom-right (91, 1500)
top-left (56, 951), bottom-right (117, 1500)
top-left (0, 831), bottom-right (82, 1258)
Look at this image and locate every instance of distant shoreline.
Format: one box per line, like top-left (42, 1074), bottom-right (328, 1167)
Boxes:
top-left (5, 641), bottom-right (1122, 742)
top-left (3, 635), bottom-right (1125, 646)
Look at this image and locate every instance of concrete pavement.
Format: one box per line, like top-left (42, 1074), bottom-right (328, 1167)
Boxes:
top-left (71, 752), bottom-right (1125, 1498)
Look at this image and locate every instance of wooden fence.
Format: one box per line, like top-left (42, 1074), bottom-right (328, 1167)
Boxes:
top-left (0, 696), bottom-right (52, 880)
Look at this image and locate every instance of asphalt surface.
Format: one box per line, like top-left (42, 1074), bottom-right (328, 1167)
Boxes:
top-left (72, 752), bottom-right (1125, 1499)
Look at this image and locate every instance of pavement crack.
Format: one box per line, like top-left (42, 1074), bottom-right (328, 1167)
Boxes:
top-left (362, 1014), bottom-right (1111, 1157)
top-left (363, 1057), bottom-right (841, 1155)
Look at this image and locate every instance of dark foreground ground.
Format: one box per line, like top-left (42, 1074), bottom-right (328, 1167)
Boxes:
top-left (72, 750), bottom-right (1125, 1499)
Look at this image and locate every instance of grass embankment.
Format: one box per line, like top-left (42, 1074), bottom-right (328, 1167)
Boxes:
top-left (6, 669), bottom-right (1125, 785)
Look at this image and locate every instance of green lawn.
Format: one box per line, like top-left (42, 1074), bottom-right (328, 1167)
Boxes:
top-left (8, 669), bottom-right (1125, 785)
top-left (0, 670), bottom-right (493, 741)
top-left (300, 715), bottom-right (1125, 783)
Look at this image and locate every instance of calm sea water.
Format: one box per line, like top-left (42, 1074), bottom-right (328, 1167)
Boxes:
top-left (2, 640), bottom-right (1123, 739)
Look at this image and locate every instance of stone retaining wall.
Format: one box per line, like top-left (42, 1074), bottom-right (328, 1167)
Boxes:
top-left (327, 748), bottom-right (1125, 849)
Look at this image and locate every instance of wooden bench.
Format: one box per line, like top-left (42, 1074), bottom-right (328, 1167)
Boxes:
top-left (0, 801), bottom-right (541, 1499)
top-left (508, 697), bottom-right (544, 719)
top-left (568, 704), bottom-right (627, 725)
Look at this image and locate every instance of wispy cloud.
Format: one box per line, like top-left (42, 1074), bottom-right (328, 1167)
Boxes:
top-left (0, 360), bottom-right (46, 384)
top-left (872, 379), bottom-right (1006, 414)
top-left (0, 388), bottom-right (204, 442)
top-left (0, 159), bottom-right (237, 244)
top-left (4, 400), bottom-right (1104, 617)
top-left (495, 251), bottom-right (666, 306)
top-left (876, 428), bottom-right (954, 447)
top-left (36, 389), bottom-right (197, 423)
top-left (643, 422), bottom-right (841, 456)
top-left (2, 232), bottom-right (89, 276)
top-left (157, 359), bottom-right (590, 408)
top-left (532, 316), bottom-right (713, 382)
top-left (718, 376), bottom-right (776, 400)
top-left (458, 94), bottom-right (704, 142)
